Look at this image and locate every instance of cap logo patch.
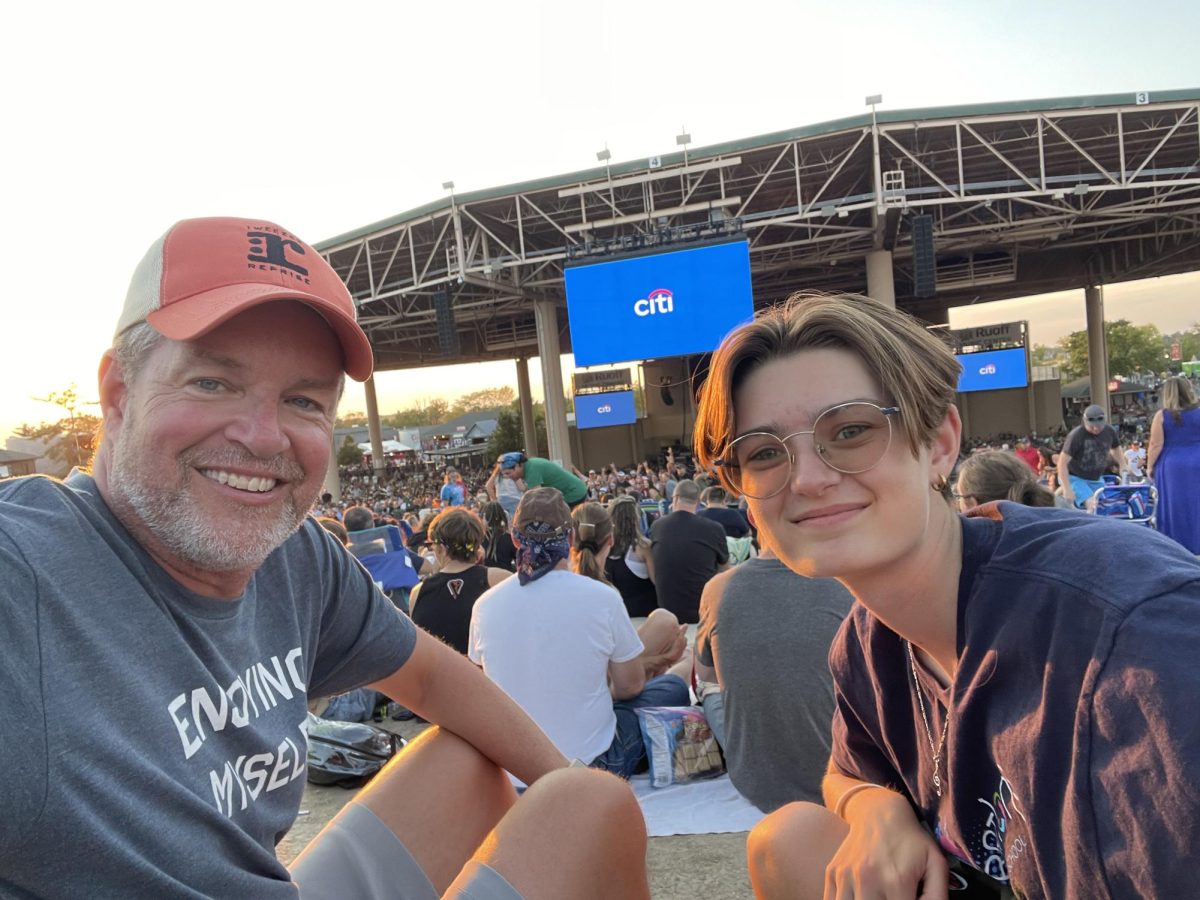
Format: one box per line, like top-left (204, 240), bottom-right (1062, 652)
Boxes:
top-left (247, 229), bottom-right (310, 281)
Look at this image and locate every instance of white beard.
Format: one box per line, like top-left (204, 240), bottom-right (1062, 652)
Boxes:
top-left (109, 438), bottom-right (309, 574)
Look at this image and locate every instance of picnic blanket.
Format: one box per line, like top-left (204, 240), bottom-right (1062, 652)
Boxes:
top-left (630, 773), bottom-right (765, 836)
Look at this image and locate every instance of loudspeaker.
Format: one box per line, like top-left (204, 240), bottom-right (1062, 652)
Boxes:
top-left (434, 291), bottom-right (459, 357)
top-left (911, 214), bottom-right (937, 298)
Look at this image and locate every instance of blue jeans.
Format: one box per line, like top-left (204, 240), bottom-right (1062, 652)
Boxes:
top-left (590, 674), bottom-right (690, 778)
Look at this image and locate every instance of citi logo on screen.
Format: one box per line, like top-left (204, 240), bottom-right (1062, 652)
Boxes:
top-left (596, 404), bottom-right (612, 414)
top-left (634, 288), bottom-right (674, 317)
top-left (979, 364), bottom-right (997, 375)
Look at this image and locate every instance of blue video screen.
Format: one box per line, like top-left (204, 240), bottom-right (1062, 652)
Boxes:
top-left (955, 347), bottom-right (1029, 392)
top-left (575, 390), bottom-right (637, 429)
top-left (564, 240), bottom-right (755, 366)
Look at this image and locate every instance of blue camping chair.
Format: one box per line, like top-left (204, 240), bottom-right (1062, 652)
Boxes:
top-left (1091, 483), bottom-right (1157, 528)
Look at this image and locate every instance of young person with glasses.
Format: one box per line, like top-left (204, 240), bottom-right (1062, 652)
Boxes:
top-left (694, 293), bottom-right (1200, 900)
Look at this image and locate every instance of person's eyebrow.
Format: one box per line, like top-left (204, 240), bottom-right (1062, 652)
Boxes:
top-left (732, 397), bottom-right (883, 441)
top-left (183, 348), bottom-right (247, 372)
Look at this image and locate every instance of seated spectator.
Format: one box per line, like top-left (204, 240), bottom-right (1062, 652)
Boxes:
top-left (469, 490), bottom-right (690, 778)
top-left (479, 501), bottom-right (518, 573)
top-left (411, 507), bottom-right (511, 655)
top-left (316, 515), bottom-right (349, 546)
top-left (1013, 435), bottom-right (1041, 472)
top-left (695, 292), bottom-right (1200, 899)
top-left (696, 546), bottom-right (853, 812)
top-left (698, 486), bottom-right (751, 537)
top-left (954, 450), bottom-right (1066, 511)
top-left (651, 479), bottom-right (730, 624)
top-left (605, 497), bottom-right (658, 619)
top-left (343, 506), bottom-right (424, 610)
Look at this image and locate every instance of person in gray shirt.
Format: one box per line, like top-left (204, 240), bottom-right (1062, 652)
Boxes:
top-left (696, 549), bottom-right (853, 813)
top-left (0, 217), bottom-right (650, 900)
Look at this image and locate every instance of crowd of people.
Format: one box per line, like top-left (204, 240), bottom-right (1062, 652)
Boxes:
top-left (4, 212), bottom-right (1200, 899)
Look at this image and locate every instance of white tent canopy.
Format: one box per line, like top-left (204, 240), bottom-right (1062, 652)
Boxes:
top-left (358, 440), bottom-right (415, 454)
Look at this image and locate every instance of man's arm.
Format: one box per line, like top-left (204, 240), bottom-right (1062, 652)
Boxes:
top-left (485, 467), bottom-right (499, 500)
top-left (371, 628), bottom-right (568, 785)
top-left (1057, 450), bottom-right (1075, 504)
top-left (608, 657), bottom-right (646, 701)
top-left (1110, 445), bottom-right (1126, 477)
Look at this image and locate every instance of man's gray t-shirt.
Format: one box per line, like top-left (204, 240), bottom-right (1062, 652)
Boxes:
top-left (0, 473), bottom-right (417, 898)
top-left (696, 557), bottom-right (853, 812)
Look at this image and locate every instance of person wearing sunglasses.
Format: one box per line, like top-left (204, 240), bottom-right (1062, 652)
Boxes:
top-left (694, 293), bottom-right (1200, 900)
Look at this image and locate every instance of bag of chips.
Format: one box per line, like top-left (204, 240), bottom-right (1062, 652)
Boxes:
top-left (635, 706), bottom-right (725, 788)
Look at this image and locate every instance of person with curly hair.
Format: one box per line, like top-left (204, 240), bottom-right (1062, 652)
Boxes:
top-left (411, 507), bottom-right (512, 655)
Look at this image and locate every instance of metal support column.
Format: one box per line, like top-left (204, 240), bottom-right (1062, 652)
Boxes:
top-left (515, 356), bottom-right (538, 455)
top-left (364, 374), bottom-right (386, 473)
top-left (1085, 286), bottom-right (1109, 418)
top-left (323, 433), bottom-right (342, 504)
top-left (865, 250), bottom-right (896, 308)
top-left (533, 300), bottom-right (572, 467)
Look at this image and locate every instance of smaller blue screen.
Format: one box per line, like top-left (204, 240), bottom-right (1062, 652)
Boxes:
top-left (575, 390), bottom-right (637, 429)
top-left (955, 347), bottom-right (1028, 392)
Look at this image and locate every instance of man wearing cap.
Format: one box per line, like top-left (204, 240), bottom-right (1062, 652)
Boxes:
top-left (1058, 404), bottom-right (1125, 508)
top-left (0, 218), bottom-right (650, 899)
top-left (497, 451), bottom-right (587, 506)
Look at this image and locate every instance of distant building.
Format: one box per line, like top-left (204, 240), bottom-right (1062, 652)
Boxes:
top-left (0, 448), bottom-right (41, 479)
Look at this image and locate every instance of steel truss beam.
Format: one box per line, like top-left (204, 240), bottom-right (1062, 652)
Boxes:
top-left (320, 94), bottom-right (1200, 369)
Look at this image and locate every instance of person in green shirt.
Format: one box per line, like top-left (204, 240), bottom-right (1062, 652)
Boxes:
top-left (498, 452), bottom-right (587, 506)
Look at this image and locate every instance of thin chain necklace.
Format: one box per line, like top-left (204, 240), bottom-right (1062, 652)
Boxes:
top-left (906, 640), bottom-right (951, 798)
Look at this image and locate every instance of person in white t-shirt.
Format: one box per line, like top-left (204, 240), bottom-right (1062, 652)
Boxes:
top-left (469, 488), bottom-right (690, 777)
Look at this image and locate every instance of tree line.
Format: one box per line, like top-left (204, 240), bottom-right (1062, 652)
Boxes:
top-left (1031, 320), bottom-right (1200, 381)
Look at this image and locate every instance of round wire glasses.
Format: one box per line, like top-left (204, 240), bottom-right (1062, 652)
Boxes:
top-left (714, 401), bottom-right (900, 499)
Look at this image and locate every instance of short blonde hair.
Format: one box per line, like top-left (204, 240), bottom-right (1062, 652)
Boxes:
top-left (694, 293), bottom-right (961, 488)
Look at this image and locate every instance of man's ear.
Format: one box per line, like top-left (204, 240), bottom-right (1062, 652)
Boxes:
top-left (98, 352), bottom-right (131, 441)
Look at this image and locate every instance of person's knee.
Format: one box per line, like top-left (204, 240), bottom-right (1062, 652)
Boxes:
top-left (747, 801), bottom-right (836, 880)
top-left (527, 768), bottom-right (644, 837)
top-left (645, 607), bottom-right (679, 628)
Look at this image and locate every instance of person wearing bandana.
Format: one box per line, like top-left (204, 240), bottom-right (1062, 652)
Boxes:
top-left (468, 488), bottom-right (691, 778)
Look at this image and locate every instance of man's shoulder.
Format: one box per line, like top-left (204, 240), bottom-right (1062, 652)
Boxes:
top-left (0, 473), bottom-right (105, 539)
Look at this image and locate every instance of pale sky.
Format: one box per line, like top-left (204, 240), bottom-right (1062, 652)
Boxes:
top-left (4, 0), bottom-right (1199, 437)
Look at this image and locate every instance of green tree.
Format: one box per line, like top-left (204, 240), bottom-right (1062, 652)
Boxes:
top-left (1031, 343), bottom-right (1067, 367)
top-left (336, 435), bottom-right (364, 467)
top-left (448, 386), bottom-right (515, 418)
top-left (1056, 320), bottom-right (1165, 380)
top-left (382, 397), bottom-right (450, 428)
top-left (487, 402), bottom-right (548, 460)
top-left (15, 385), bottom-right (100, 471)
top-left (1163, 326), bottom-right (1200, 372)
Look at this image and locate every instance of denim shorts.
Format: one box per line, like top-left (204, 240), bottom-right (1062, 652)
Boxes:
top-left (290, 802), bottom-right (523, 900)
top-left (590, 674), bottom-right (691, 778)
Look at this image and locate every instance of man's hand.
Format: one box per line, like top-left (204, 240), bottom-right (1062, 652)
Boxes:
top-left (642, 625), bottom-right (687, 678)
top-left (825, 788), bottom-right (948, 900)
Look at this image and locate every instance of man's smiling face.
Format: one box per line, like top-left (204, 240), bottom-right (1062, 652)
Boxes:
top-left (101, 302), bottom-right (342, 582)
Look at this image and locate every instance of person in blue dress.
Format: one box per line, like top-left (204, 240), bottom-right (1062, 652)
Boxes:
top-left (1149, 375), bottom-right (1200, 553)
